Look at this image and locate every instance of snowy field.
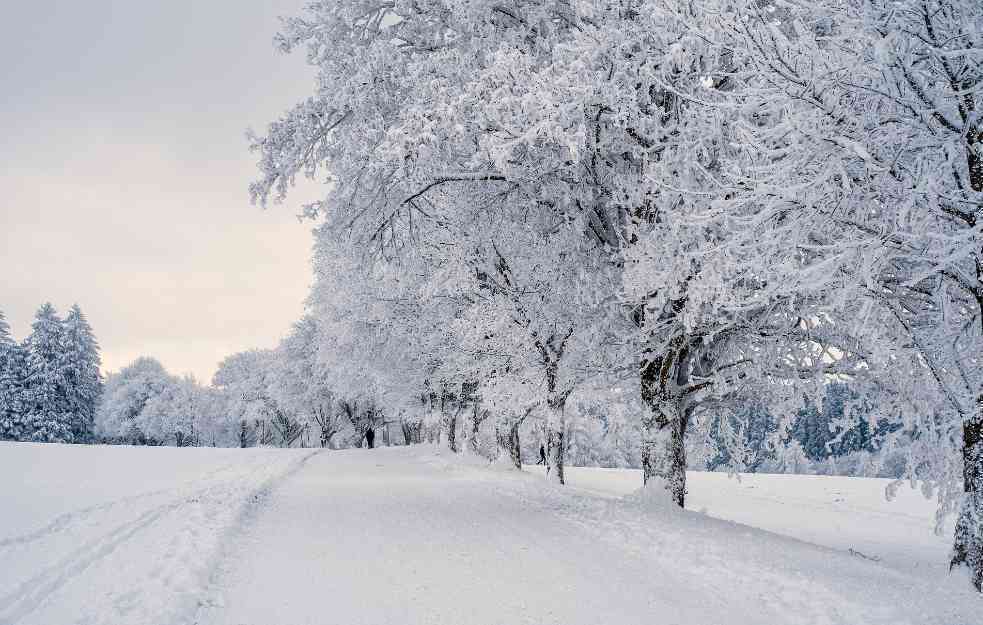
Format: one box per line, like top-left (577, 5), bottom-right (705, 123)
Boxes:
top-left (2, 443), bottom-right (979, 625)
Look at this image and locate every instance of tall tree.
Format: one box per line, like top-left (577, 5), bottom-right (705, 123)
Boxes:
top-left (22, 303), bottom-right (73, 443)
top-left (723, 0), bottom-right (983, 588)
top-left (0, 311), bottom-right (28, 441)
top-left (61, 304), bottom-right (102, 442)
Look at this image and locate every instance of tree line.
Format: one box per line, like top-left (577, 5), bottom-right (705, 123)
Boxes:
top-left (242, 0), bottom-right (983, 590)
top-left (0, 305), bottom-right (102, 443)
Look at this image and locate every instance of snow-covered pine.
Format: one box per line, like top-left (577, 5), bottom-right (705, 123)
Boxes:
top-left (60, 304), bottom-right (102, 442)
top-left (22, 304), bottom-right (73, 443)
top-left (0, 310), bottom-right (28, 441)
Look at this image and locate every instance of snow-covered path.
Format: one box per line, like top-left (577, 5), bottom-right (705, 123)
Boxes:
top-left (197, 447), bottom-right (979, 625)
top-left (3, 443), bottom-right (980, 625)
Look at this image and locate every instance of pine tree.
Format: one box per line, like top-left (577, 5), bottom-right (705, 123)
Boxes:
top-left (61, 304), bottom-right (102, 442)
top-left (23, 304), bottom-right (73, 443)
top-left (0, 311), bottom-right (28, 441)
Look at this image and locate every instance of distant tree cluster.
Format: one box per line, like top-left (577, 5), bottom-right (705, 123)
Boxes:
top-left (0, 305), bottom-right (102, 443)
top-left (95, 357), bottom-right (237, 447)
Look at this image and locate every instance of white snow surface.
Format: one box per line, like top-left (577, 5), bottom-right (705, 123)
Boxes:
top-left (536, 466), bottom-right (959, 578)
top-left (2, 443), bottom-right (980, 625)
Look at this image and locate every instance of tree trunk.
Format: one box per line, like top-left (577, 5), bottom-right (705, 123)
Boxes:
top-left (495, 418), bottom-right (522, 469)
top-left (467, 406), bottom-right (482, 455)
top-left (640, 396), bottom-right (689, 507)
top-left (544, 403), bottom-right (565, 484)
top-left (951, 397), bottom-right (983, 591)
top-left (446, 411), bottom-right (457, 453)
top-left (967, 124), bottom-right (981, 193)
top-left (639, 338), bottom-right (691, 507)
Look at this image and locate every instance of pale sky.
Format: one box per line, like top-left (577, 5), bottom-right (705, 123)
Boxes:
top-left (0, 1), bottom-right (322, 383)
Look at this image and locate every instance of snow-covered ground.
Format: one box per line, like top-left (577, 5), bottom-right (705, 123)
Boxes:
top-left (0, 443), bottom-right (315, 625)
top-left (534, 466), bottom-right (957, 578)
top-left (2, 443), bottom-right (979, 625)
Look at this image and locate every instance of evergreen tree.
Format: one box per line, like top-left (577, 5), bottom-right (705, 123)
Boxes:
top-left (22, 304), bottom-right (73, 443)
top-left (0, 311), bottom-right (28, 441)
top-left (706, 403), bottom-right (778, 472)
top-left (792, 384), bottom-right (874, 462)
top-left (61, 304), bottom-right (102, 442)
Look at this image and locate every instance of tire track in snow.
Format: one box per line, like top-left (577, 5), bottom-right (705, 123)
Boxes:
top-left (0, 452), bottom-right (318, 625)
top-left (0, 494), bottom-right (196, 624)
top-left (0, 462), bottom-right (244, 550)
top-left (185, 449), bottom-right (321, 625)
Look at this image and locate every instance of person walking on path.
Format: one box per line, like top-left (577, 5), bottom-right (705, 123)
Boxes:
top-left (537, 444), bottom-right (546, 465)
top-left (365, 429), bottom-right (375, 449)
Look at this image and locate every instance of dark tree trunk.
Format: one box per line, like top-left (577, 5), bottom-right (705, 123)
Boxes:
top-left (239, 420), bottom-right (249, 448)
top-left (508, 422), bottom-right (521, 469)
top-left (446, 412), bottom-right (457, 453)
top-left (544, 417), bottom-right (565, 484)
top-left (966, 123), bottom-right (981, 193)
top-left (495, 419), bottom-right (522, 469)
top-left (639, 337), bottom-right (691, 508)
top-left (951, 396), bottom-right (983, 591)
top-left (466, 405), bottom-right (486, 455)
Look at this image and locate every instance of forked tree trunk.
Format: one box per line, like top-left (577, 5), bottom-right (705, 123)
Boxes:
top-left (951, 397), bottom-right (983, 591)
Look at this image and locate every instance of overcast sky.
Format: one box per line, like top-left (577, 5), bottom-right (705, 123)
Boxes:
top-left (0, 1), bottom-right (323, 383)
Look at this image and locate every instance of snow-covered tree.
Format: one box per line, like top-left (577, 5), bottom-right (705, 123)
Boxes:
top-left (0, 311), bottom-right (28, 441)
top-left (246, 0), bottom-right (983, 589)
top-left (22, 304), bottom-right (73, 443)
top-left (710, 0), bottom-right (983, 589)
top-left (212, 349), bottom-right (279, 421)
top-left (61, 304), bottom-right (102, 442)
top-left (96, 357), bottom-right (176, 443)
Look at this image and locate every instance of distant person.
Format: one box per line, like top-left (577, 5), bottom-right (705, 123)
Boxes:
top-left (365, 428), bottom-right (375, 449)
top-left (537, 444), bottom-right (546, 465)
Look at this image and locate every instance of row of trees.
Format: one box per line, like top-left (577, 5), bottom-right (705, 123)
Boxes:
top-left (245, 0), bottom-right (983, 589)
top-left (0, 305), bottom-right (102, 443)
